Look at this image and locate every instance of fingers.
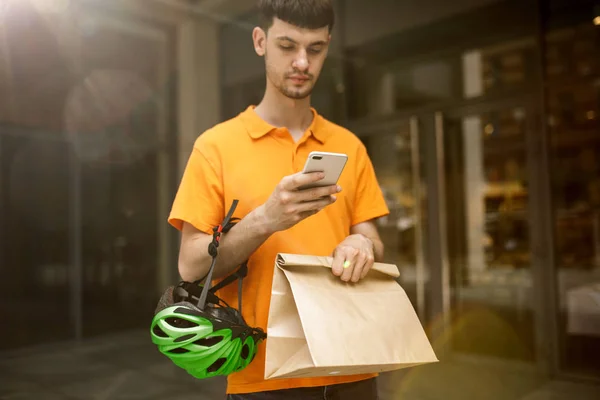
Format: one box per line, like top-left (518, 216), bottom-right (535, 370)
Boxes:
top-left (281, 171), bottom-right (324, 191)
top-left (331, 245), bottom-right (359, 282)
top-left (348, 252), bottom-right (367, 283)
top-left (295, 194), bottom-right (337, 213)
top-left (281, 196), bottom-right (335, 224)
top-left (296, 184), bottom-right (341, 203)
top-left (340, 248), bottom-right (359, 282)
top-left (332, 244), bottom-right (375, 283)
top-left (360, 253), bottom-right (375, 280)
top-left (279, 172), bottom-right (340, 209)
top-left (331, 249), bottom-right (346, 277)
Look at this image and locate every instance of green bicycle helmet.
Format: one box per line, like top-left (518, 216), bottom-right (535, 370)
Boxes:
top-left (150, 200), bottom-right (266, 379)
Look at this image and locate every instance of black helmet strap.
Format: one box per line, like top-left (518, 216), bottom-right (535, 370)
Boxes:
top-left (196, 199), bottom-right (247, 313)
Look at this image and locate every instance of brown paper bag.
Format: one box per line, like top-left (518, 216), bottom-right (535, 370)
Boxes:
top-left (264, 253), bottom-right (438, 380)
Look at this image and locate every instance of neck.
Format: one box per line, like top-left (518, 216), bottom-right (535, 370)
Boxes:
top-left (254, 82), bottom-right (313, 135)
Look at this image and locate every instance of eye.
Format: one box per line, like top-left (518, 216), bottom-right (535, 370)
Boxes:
top-left (279, 45), bottom-right (294, 51)
top-left (308, 47), bottom-right (323, 55)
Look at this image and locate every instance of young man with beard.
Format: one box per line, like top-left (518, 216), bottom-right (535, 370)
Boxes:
top-left (168, 0), bottom-right (389, 398)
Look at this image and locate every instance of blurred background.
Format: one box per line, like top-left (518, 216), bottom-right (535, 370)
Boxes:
top-left (1, 0), bottom-right (599, 399)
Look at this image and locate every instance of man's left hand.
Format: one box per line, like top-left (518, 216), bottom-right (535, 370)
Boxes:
top-left (331, 234), bottom-right (375, 283)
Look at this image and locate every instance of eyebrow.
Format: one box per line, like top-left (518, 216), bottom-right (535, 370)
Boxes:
top-left (276, 36), bottom-right (327, 46)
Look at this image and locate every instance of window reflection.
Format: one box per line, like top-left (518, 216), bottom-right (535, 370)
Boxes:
top-left (348, 38), bottom-right (538, 119)
top-left (548, 21), bottom-right (600, 375)
top-left (462, 37), bottom-right (539, 101)
top-left (0, 132), bottom-right (72, 350)
top-left (445, 106), bottom-right (533, 361)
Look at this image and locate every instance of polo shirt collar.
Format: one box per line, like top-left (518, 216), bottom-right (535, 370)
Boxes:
top-left (241, 105), bottom-right (327, 143)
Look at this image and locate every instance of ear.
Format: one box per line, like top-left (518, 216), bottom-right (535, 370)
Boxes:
top-left (252, 27), bottom-right (266, 57)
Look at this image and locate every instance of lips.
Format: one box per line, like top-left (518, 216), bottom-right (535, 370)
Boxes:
top-left (288, 76), bottom-right (309, 84)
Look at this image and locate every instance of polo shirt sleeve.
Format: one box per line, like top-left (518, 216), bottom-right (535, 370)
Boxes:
top-left (168, 141), bottom-right (225, 235)
top-left (352, 144), bottom-right (390, 226)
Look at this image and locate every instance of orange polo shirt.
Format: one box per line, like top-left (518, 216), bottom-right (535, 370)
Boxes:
top-left (168, 105), bottom-right (389, 394)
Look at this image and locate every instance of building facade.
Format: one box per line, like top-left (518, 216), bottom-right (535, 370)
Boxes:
top-left (0, 0), bottom-right (598, 389)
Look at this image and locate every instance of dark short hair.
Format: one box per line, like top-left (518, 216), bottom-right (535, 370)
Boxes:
top-left (258, 0), bottom-right (335, 33)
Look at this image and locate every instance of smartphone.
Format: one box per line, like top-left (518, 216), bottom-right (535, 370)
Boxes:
top-left (299, 151), bottom-right (348, 190)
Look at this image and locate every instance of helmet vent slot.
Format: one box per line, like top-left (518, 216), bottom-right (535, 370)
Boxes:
top-left (174, 334), bottom-right (195, 343)
top-left (165, 317), bottom-right (197, 328)
top-left (207, 357), bottom-right (227, 373)
top-left (194, 336), bottom-right (223, 347)
top-left (152, 325), bottom-right (168, 338)
top-left (241, 344), bottom-right (250, 359)
top-left (168, 347), bottom-right (189, 354)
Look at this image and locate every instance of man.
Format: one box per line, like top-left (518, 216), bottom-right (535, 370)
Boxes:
top-left (168, 0), bottom-right (389, 398)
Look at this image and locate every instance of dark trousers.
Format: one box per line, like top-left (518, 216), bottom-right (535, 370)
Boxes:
top-left (226, 378), bottom-right (378, 400)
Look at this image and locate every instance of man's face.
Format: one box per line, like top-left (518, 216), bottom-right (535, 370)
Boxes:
top-left (253, 18), bottom-right (330, 100)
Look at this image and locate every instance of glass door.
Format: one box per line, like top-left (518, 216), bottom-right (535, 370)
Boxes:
top-left (440, 105), bottom-right (536, 363)
top-left (543, 6), bottom-right (600, 377)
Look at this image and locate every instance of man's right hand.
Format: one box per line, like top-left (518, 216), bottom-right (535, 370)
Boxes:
top-left (256, 171), bottom-right (341, 234)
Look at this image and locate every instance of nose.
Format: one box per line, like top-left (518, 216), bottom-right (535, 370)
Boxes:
top-left (293, 49), bottom-right (309, 71)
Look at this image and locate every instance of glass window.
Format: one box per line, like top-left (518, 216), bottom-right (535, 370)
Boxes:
top-left (547, 13), bottom-right (600, 375)
top-left (348, 38), bottom-right (538, 120)
top-left (394, 57), bottom-right (462, 108)
top-left (344, 2), bottom-right (539, 119)
top-left (0, 132), bottom-right (72, 350)
top-left (444, 106), bottom-right (534, 361)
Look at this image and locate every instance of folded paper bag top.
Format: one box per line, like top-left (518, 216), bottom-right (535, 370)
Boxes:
top-left (265, 253), bottom-right (438, 380)
top-left (276, 253), bottom-right (401, 278)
